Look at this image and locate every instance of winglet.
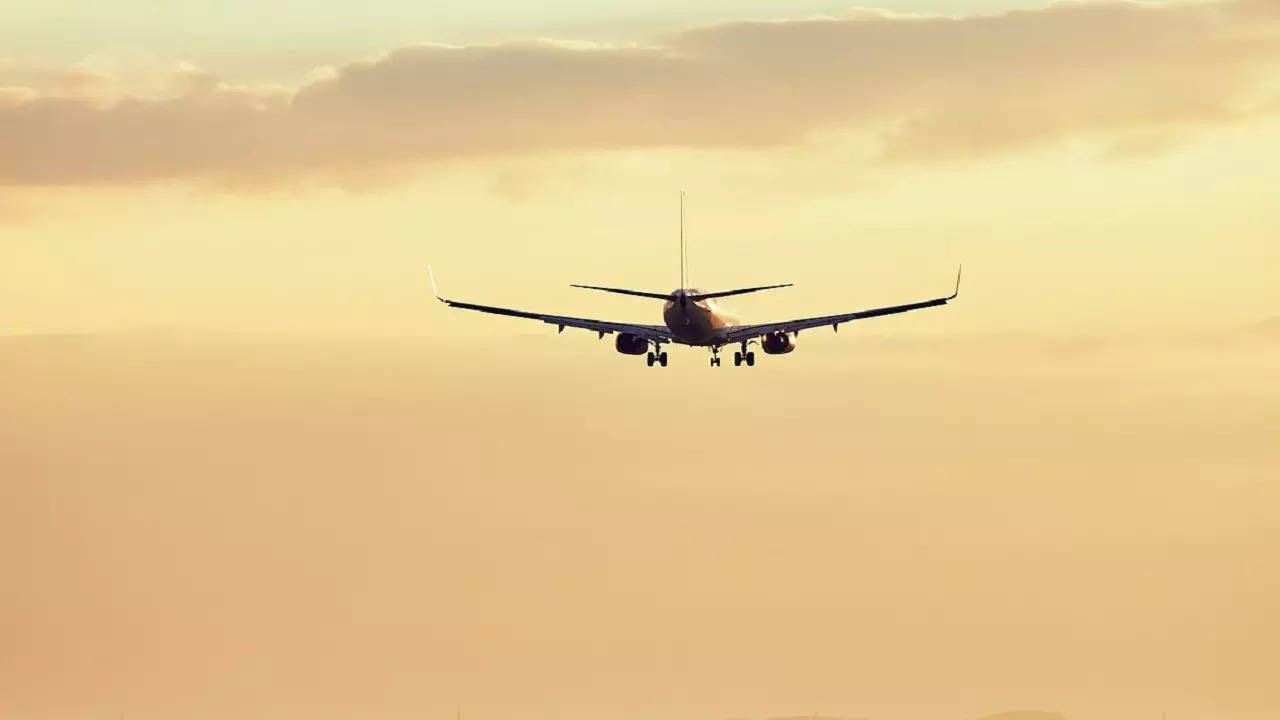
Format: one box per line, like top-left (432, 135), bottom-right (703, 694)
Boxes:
top-left (428, 265), bottom-right (443, 302)
top-left (950, 264), bottom-right (962, 300)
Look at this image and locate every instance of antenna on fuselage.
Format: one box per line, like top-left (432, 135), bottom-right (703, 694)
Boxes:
top-left (679, 190), bottom-right (687, 291)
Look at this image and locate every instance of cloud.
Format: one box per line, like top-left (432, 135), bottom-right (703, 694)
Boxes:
top-left (1, 0), bottom-right (1278, 185)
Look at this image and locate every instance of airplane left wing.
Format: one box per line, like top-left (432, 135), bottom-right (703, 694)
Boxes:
top-left (721, 266), bottom-right (961, 342)
top-left (431, 268), bottom-right (679, 344)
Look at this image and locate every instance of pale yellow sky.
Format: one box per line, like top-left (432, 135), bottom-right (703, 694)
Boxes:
top-left (1, 128), bottom-right (1277, 337)
top-left (2, 2), bottom-right (1279, 720)
top-left (4, 329), bottom-right (1278, 720)
top-left (0, 0), bottom-right (1277, 338)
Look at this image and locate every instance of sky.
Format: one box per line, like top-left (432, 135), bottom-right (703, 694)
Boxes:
top-left (2, 1), bottom-right (1279, 720)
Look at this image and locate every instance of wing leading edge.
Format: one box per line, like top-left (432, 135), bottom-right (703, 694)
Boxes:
top-left (430, 267), bottom-right (678, 344)
top-left (721, 266), bottom-right (962, 342)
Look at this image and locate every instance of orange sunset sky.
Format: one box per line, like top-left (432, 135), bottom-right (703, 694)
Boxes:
top-left (2, 2), bottom-right (1278, 720)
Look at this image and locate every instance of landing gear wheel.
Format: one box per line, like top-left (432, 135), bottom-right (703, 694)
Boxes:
top-left (646, 352), bottom-right (655, 367)
top-left (733, 351), bottom-right (743, 367)
top-left (746, 351), bottom-right (756, 367)
top-left (710, 357), bottom-right (720, 367)
top-left (659, 352), bottom-right (669, 367)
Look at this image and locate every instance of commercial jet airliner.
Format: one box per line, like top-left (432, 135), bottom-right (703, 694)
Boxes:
top-left (431, 194), bottom-right (960, 367)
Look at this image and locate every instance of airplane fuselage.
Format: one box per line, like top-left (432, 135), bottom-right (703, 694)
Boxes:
top-left (662, 289), bottom-right (739, 345)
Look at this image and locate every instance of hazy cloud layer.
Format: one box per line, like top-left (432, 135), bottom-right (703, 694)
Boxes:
top-left (2, 0), bottom-right (1279, 184)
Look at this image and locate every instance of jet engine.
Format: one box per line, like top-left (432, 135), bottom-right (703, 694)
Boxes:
top-left (614, 333), bottom-right (650, 355)
top-left (760, 331), bottom-right (796, 354)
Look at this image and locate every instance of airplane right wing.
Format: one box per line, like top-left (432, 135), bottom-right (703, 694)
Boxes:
top-left (431, 268), bottom-right (680, 344)
top-left (720, 266), bottom-right (961, 342)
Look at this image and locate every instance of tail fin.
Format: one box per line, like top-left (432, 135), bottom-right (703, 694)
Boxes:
top-left (570, 193), bottom-right (791, 302)
top-left (680, 190), bottom-right (687, 291)
top-left (572, 191), bottom-right (688, 300)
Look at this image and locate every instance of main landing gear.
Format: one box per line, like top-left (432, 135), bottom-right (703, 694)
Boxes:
top-left (646, 347), bottom-right (669, 367)
top-left (711, 343), bottom-right (755, 367)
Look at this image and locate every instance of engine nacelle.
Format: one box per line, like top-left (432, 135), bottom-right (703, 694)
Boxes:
top-left (760, 331), bottom-right (796, 354)
top-left (614, 333), bottom-right (650, 355)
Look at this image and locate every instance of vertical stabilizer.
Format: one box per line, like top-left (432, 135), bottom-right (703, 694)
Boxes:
top-left (679, 190), bottom-right (688, 290)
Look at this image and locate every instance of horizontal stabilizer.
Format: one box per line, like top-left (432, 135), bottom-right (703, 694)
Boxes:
top-left (570, 284), bottom-right (673, 300)
top-left (685, 283), bottom-right (792, 301)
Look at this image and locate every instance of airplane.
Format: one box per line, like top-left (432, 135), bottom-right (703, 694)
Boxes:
top-left (430, 193), bottom-right (960, 367)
